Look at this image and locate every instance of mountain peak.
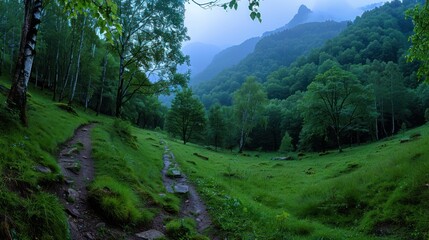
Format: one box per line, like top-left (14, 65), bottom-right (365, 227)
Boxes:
top-left (298, 4), bottom-right (312, 15)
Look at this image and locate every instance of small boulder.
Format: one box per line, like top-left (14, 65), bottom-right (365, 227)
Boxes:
top-left (64, 178), bottom-right (74, 185)
top-left (271, 156), bottom-right (294, 161)
top-left (171, 169), bottom-right (182, 178)
top-left (85, 232), bottom-right (95, 240)
top-left (193, 153), bottom-right (209, 160)
top-left (400, 137), bottom-right (410, 143)
top-left (67, 188), bottom-right (79, 202)
top-left (66, 206), bottom-right (80, 218)
top-left (34, 165), bottom-right (52, 174)
top-left (174, 184), bottom-right (189, 194)
top-left (95, 222), bottom-right (106, 229)
top-left (135, 229), bottom-right (165, 240)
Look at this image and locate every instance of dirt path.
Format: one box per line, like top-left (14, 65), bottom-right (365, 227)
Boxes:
top-left (161, 142), bottom-right (213, 233)
top-left (57, 126), bottom-right (214, 239)
top-left (57, 124), bottom-right (130, 240)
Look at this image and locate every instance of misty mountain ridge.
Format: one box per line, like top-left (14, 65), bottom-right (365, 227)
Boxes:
top-left (181, 42), bottom-right (221, 77)
top-left (189, 37), bottom-right (260, 86)
top-left (189, 4), bottom-right (313, 86)
top-left (263, 2), bottom-right (384, 37)
top-left (189, 2), bottom-right (383, 87)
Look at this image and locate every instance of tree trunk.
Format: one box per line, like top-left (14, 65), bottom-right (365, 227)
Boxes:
top-left (96, 53), bottom-right (108, 116)
top-left (0, 32), bottom-right (6, 76)
top-left (381, 98), bottom-right (387, 137)
top-left (84, 44), bottom-right (95, 111)
top-left (7, 0), bottom-right (43, 125)
top-left (115, 56), bottom-right (125, 117)
top-left (238, 126), bottom-right (245, 153)
top-left (69, 16), bottom-right (86, 106)
top-left (10, 28), bottom-right (15, 75)
top-left (0, 32), bottom-right (4, 76)
top-left (59, 28), bottom-right (76, 101)
top-left (52, 39), bottom-right (60, 101)
top-left (374, 98), bottom-right (379, 140)
top-left (336, 133), bottom-right (343, 153)
top-left (34, 68), bottom-right (38, 88)
top-left (390, 77), bottom-right (395, 135)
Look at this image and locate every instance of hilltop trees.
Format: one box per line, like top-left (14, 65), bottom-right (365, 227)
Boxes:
top-left (166, 89), bottom-right (206, 144)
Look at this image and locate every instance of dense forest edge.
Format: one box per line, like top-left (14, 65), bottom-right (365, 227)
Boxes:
top-left (1, 0), bottom-right (429, 239)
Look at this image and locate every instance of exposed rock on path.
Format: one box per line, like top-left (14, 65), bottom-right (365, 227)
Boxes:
top-left (56, 124), bottom-right (133, 240)
top-left (160, 143), bottom-right (213, 233)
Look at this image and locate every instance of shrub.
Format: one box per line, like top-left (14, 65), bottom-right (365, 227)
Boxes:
top-left (112, 119), bottom-right (137, 148)
top-left (54, 103), bottom-right (78, 116)
top-left (279, 132), bottom-right (293, 152)
top-left (25, 193), bottom-right (68, 240)
top-left (88, 176), bottom-right (150, 225)
top-left (165, 218), bottom-right (197, 239)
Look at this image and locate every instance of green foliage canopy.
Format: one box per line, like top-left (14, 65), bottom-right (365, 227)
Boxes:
top-left (407, 1), bottom-right (429, 80)
top-left (300, 67), bottom-right (375, 152)
top-left (166, 89), bottom-right (206, 144)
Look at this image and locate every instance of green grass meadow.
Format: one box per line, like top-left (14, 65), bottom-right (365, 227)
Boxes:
top-left (1, 75), bottom-right (428, 239)
top-left (166, 127), bottom-right (429, 239)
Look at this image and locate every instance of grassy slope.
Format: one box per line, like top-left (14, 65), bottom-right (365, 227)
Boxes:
top-left (0, 77), bottom-right (92, 239)
top-left (0, 77), bottom-right (177, 239)
top-left (166, 127), bottom-right (429, 239)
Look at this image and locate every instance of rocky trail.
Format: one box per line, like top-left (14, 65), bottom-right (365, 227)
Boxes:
top-left (160, 143), bottom-right (213, 232)
top-left (56, 125), bottom-right (215, 239)
top-left (56, 124), bottom-right (131, 240)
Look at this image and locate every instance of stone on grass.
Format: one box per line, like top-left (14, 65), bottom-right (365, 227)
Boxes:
top-left (135, 229), bottom-right (165, 240)
top-left (174, 184), bottom-right (189, 194)
top-left (35, 165), bottom-right (52, 173)
top-left (171, 169), bottom-right (182, 178)
top-left (271, 156), bottom-right (294, 161)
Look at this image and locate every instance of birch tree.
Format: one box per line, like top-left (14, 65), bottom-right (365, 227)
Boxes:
top-left (7, 0), bottom-right (119, 125)
top-left (233, 76), bottom-right (267, 153)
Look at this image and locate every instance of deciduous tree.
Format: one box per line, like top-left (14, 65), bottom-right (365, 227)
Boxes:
top-left (208, 103), bottom-right (226, 150)
top-left (300, 67), bottom-right (375, 152)
top-left (166, 89), bottom-right (206, 144)
top-left (233, 76), bottom-right (267, 153)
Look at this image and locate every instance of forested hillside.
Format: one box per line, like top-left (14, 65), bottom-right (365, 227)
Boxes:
top-left (195, 21), bottom-right (348, 107)
top-left (190, 4), bottom-right (314, 87)
top-left (190, 0), bottom-right (428, 153)
top-left (190, 37), bottom-right (260, 86)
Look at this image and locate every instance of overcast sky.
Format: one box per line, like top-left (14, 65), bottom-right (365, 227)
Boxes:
top-left (185, 0), bottom-right (388, 47)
